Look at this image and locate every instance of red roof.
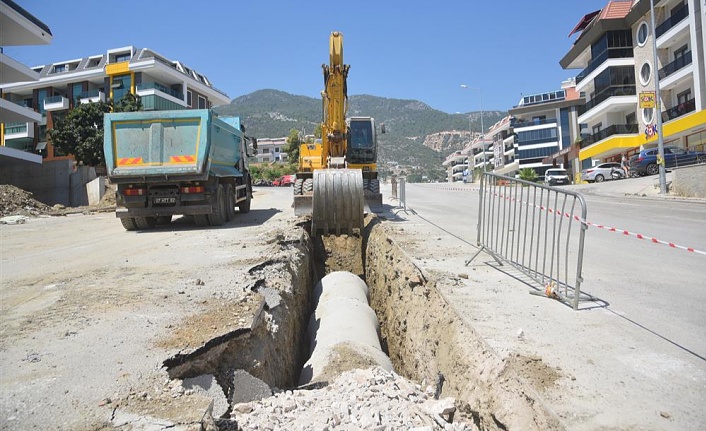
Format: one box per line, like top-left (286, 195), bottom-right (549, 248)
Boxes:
top-left (599, 0), bottom-right (632, 20)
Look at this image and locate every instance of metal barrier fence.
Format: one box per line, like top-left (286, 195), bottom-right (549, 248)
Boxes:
top-left (389, 176), bottom-right (407, 211)
top-left (467, 173), bottom-right (588, 310)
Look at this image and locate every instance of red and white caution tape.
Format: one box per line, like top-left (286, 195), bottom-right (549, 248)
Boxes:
top-left (487, 189), bottom-right (706, 257)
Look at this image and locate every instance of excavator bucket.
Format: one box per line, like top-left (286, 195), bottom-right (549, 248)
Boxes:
top-left (312, 169), bottom-right (364, 236)
top-left (293, 194), bottom-right (313, 216)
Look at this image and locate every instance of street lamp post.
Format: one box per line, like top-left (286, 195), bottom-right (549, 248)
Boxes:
top-left (461, 85), bottom-right (486, 174)
top-left (649, 0), bottom-right (667, 194)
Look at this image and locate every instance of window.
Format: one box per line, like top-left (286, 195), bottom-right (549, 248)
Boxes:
top-left (592, 123), bottom-right (602, 136)
top-left (115, 53), bottom-right (131, 62)
top-left (639, 62), bottom-right (651, 85)
top-left (198, 95), bottom-right (206, 109)
top-left (637, 22), bottom-right (649, 46)
top-left (274, 147), bottom-right (280, 152)
top-left (187, 91), bottom-right (192, 107)
top-left (111, 74), bottom-right (131, 103)
top-left (53, 64), bottom-right (66, 73)
top-left (642, 108), bottom-right (654, 124)
top-left (677, 90), bottom-right (691, 105)
top-left (72, 83), bottom-right (84, 101)
top-left (674, 45), bottom-right (688, 61)
top-left (626, 112), bottom-right (636, 125)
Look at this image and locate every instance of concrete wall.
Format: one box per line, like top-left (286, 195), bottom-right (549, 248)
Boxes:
top-left (0, 160), bottom-right (97, 206)
top-left (672, 163), bottom-right (706, 198)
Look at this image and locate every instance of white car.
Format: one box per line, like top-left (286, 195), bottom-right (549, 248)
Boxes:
top-left (543, 168), bottom-right (570, 186)
top-left (580, 162), bottom-right (623, 182)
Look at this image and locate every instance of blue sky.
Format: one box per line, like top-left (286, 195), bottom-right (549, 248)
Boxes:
top-left (9, 0), bottom-right (609, 113)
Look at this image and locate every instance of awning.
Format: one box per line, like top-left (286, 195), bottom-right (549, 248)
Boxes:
top-left (542, 144), bottom-right (579, 164)
top-left (568, 10), bottom-right (600, 37)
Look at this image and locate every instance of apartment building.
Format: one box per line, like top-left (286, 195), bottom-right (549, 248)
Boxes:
top-left (442, 150), bottom-right (468, 182)
top-left (561, 0), bottom-right (705, 170)
top-left (488, 115), bottom-right (516, 176)
top-left (507, 82), bottom-right (585, 180)
top-left (0, 45), bottom-right (231, 161)
top-left (0, 0), bottom-right (52, 167)
top-left (254, 137), bottom-right (289, 164)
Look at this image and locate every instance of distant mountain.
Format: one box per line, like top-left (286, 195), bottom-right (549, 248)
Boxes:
top-left (214, 89), bottom-right (506, 180)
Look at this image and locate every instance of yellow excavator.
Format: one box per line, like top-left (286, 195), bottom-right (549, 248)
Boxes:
top-left (293, 31), bottom-right (382, 235)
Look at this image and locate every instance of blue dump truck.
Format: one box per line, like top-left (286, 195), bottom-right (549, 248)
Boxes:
top-left (103, 109), bottom-right (256, 231)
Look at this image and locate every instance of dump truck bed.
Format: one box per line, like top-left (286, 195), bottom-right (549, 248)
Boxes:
top-left (104, 109), bottom-right (244, 182)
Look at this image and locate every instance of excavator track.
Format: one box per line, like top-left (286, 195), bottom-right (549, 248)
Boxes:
top-left (312, 169), bottom-right (364, 236)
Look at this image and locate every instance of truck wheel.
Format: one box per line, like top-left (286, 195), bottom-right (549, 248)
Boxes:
top-left (238, 189), bottom-right (251, 213)
top-left (121, 217), bottom-right (138, 231)
top-left (208, 184), bottom-right (226, 226)
top-left (225, 183), bottom-right (236, 222)
top-left (135, 217), bottom-right (156, 229)
top-left (303, 178), bottom-right (314, 194)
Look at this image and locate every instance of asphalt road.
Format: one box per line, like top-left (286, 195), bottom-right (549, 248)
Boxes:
top-left (383, 179), bottom-right (706, 429)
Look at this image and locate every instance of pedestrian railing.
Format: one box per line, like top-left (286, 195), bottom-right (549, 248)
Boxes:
top-left (467, 173), bottom-right (588, 310)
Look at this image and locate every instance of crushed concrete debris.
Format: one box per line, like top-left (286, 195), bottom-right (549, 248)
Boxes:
top-left (0, 185), bottom-right (51, 217)
top-left (233, 366), bottom-right (475, 430)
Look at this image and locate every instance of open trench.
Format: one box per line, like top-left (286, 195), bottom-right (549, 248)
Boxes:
top-left (155, 215), bottom-right (562, 431)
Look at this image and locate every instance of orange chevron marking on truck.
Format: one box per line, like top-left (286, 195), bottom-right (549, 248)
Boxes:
top-left (170, 155), bottom-right (196, 163)
top-left (117, 157), bottom-right (143, 165)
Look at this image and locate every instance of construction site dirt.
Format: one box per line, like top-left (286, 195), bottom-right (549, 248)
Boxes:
top-left (1, 183), bottom-right (703, 430)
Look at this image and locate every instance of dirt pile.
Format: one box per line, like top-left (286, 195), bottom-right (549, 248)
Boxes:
top-left (0, 185), bottom-right (52, 217)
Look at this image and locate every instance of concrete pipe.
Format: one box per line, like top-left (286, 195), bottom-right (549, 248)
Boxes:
top-left (299, 271), bottom-right (392, 385)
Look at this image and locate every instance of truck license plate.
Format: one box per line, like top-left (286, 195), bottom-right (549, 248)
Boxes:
top-left (153, 197), bottom-right (176, 205)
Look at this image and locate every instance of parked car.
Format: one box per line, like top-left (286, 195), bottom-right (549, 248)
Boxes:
top-left (580, 162), bottom-right (624, 183)
top-left (276, 175), bottom-right (295, 187)
top-left (629, 145), bottom-right (706, 176)
top-left (543, 168), bottom-right (570, 186)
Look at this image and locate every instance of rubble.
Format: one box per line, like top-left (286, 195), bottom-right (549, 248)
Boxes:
top-left (0, 184), bottom-right (52, 217)
top-left (232, 366), bottom-right (473, 431)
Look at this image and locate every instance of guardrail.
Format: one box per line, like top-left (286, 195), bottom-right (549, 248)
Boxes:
top-left (467, 173), bottom-right (588, 310)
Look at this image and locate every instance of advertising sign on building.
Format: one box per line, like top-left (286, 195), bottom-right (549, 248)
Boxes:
top-left (493, 141), bottom-right (504, 168)
top-left (639, 92), bottom-right (656, 109)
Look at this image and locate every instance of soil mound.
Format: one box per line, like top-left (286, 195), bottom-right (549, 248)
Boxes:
top-left (0, 184), bottom-right (52, 217)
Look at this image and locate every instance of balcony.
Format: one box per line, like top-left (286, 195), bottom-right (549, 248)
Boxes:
top-left (575, 48), bottom-right (633, 85)
top-left (78, 89), bottom-right (106, 104)
top-left (658, 51), bottom-right (692, 80)
top-left (3, 122), bottom-right (34, 139)
top-left (43, 95), bottom-right (69, 111)
top-left (136, 81), bottom-right (184, 100)
top-left (655, 4), bottom-right (688, 39)
top-left (584, 86), bottom-right (636, 112)
top-left (662, 98), bottom-right (695, 123)
top-left (579, 124), bottom-right (638, 148)
top-left (511, 117), bottom-right (557, 129)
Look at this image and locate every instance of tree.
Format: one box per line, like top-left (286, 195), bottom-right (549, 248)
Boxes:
top-left (283, 128), bottom-right (302, 168)
top-left (49, 100), bottom-right (111, 166)
top-left (114, 92), bottom-right (143, 112)
top-left (518, 167), bottom-right (538, 183)
top-left (49, 94), bottom-right (143, 166)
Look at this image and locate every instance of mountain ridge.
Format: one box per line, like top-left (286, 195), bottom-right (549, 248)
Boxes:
top-left (214, 89), bottom-right (506, 180)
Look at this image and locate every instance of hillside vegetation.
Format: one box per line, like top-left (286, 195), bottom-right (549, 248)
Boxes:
top-left (214, 89), bottom-right (506, 181)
